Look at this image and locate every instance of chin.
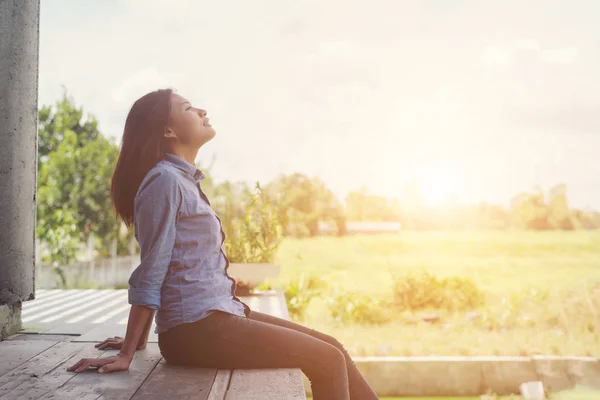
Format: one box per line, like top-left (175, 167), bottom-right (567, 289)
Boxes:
top-left (207, 127), bottom-right (216, 139)
top-left (196, 130), bottom-right (216, 147)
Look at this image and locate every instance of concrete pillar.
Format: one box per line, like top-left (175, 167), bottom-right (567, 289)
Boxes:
top-left (0, 0), bottom-right (40, 340)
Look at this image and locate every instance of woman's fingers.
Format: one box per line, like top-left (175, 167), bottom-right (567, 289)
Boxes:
top-left (88, 358), bottom-right (114, 368)
top-left (98, 355), bottom-right (131, 374)
top-left (66, 357), bottom-right (115, 373)
top-left (68, 358), bottom-right (94, 373)
top-left (66, 359), bottom-right (84, 371)
top-left (95, 337), bottom-right (122, 349)
top-left (98, 360), bottom-right (120, 374)
top-left (96, 340), bottom-right (118, 350)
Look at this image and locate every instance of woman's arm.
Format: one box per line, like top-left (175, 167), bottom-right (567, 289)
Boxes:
top-left (66, 304), bottom-right (154, 374)
top-left (127, 169), bottom-right (180, 351)
top-left (120, 305), bottom-right (155, 358)
top-left (94, 307), bottom-right (155, 351)
top-left (135, 308), bottom-right (156, 350)
top-left (67, 170), bottom-right (180, 374)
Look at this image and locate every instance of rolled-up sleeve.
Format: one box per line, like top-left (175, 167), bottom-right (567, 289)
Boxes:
top-left (128, 169), bottom-right (181, 310)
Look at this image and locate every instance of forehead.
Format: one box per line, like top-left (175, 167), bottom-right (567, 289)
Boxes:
top-left (171, 93), bottom-right (190, 108)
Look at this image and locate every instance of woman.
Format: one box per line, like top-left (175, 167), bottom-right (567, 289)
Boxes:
top-left (66, 89), bottom-right (379, 400)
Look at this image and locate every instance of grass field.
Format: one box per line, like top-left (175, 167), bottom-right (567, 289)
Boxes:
top-left (308, 392), bottom-right (600, 400)
top-left (270, 231), bottom-right (600, 357)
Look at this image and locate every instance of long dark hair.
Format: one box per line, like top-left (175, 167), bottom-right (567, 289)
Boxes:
top-left (111, 88), bottom-right (174, 227)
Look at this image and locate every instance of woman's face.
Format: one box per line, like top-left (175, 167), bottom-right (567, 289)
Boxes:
top-left (165, 93), bottom-right (215, 148)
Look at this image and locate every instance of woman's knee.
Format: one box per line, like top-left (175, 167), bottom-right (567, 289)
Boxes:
top-left (302, 342), bottom-right (347, 380)
top-left (314, 331), bottom-right (348, 354)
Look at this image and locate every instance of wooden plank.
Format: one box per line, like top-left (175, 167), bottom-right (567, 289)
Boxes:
top-left (5, 333), bottom-right (76, 342)
top-left (18, 321), bottom-right (66, 333)
top-left (225, 369), bottom-right (306, 400)
top-left (131, 359), bottom-right (217, 400)
top-left (0, 339), bottom-right (58, 377)
top-left (48, 321), bottom-right (121, 337)
top-left (41, 344), bottom-right (162, 400)
top-left (207, 370), bottom-right (232, 400)
top-left (0, 341), bottom-right (94, 399)
top-left (72, 322), bottom-right (158, 343)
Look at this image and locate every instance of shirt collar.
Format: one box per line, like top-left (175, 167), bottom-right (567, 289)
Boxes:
top-left (163, 153), bottom-right (206, 182)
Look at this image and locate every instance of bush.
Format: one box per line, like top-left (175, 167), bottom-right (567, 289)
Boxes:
top-left (282, 272), bottom-right (327, 320)
top-left (392, 270), bottom-right (484, 312)
top-left (473, 284), bottom-right (600, 333)
top-left (219, 183), bottom-right (283, 264)
top-left (326, 287), bottom-right (391, 326)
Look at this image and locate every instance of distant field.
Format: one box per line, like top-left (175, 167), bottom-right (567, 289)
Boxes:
top-left (308, 392), bottom-right (600, 400)
top-left (272, 231), bottom-right (600, 357)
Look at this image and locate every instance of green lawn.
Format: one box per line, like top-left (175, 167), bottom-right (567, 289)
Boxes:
top-left (310, 398), bottom-right (505, 400)
top-left (309, 397), bottom-right (519, 399)
top-left (306, 387), bottom-right (600, 399)
top-left (272, 231), bottom-right (600, 357)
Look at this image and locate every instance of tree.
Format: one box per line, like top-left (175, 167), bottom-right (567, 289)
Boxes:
top-left (510, 186), bottom-right (551, 230)
top-left (37, 92), bottom-right (121, 267)
top-left (547, 184), bottom-right (575, 230)
top-left (346, 186), bottom-right (399, 222)
top-left (265, 173), bottom-right (345, 236)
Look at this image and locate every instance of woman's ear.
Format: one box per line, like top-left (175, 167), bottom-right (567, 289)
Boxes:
top-left (164, 126), bottom-right (177, 139)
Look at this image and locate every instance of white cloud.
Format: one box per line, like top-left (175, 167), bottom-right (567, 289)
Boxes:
top-left (542, 48), bottom-right (579, 65)
top-left (481, 38), bottom-right (579, 72)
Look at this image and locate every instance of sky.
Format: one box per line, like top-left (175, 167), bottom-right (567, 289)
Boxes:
top-left (39, 0), bottom-right (600, 209)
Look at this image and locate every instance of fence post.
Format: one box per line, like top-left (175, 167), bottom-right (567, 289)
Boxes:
top-left (111, 239), bottom-right (117, 288)
top-left (35, 238), bottom-right (40, 290)
top-left (88, 236), bottom-right (95, 286)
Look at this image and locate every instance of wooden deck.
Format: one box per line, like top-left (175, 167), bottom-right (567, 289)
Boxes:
top-left (0, 290), bottom-right (306, 399)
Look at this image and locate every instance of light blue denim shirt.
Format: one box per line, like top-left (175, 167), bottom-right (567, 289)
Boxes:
top-left (128, 153), bottom-right (249, 334)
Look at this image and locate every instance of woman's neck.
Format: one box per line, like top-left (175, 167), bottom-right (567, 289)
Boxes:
top-left (167, 147), bottom-right (199, 166)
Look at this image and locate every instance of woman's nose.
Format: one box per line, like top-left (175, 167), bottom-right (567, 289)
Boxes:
top-left (197, 108), bottom-right (207, 117)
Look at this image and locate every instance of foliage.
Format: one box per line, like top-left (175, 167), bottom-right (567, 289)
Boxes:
top-left (265, 173), bottom-right (347, 237)
top-left (282, 272), bottom-right (327, 320)
top-left (217, 182), bottom-right (283, 264)
top-left (473, 284), bottom-right (600, 334)
top-left (345, 183), bottom-right (599, 231)
top-left (277, 232), bottom-right (600, 356)
top-left (36, 92), bottom-right (121, 266)
top-left (392, 270), bottom-right (485, 312)
top-left (346, 186), bottom-right (401, 222)
top-left (326, 286), bottom-right (391, 326)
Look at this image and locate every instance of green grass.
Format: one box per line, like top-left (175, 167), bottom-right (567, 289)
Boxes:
top-left (272, 231), bottom-right (600, 357)
top-left (309, 397), bottom-right (517, 399)
top-left (307, 387), bottom-right (600, 399)
top-left (309, 398), bottom-right (486, 400)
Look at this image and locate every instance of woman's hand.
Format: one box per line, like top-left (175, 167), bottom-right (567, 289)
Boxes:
top-left (66, 353), bottom-right (132, 374)
top-left (95, 336), bottom-right (146, 350)
top-left (95, 336), bottom-right (124, 350)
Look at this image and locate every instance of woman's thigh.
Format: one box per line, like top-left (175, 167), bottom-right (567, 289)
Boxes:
top-left (248, 310), bottom-right (356, 365)
top-left (248, 310), bottom-right (341, 348)
top-left (160, 311), bottom-right (347, 378)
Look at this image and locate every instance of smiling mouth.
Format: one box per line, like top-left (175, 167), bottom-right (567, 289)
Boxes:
top-left (203, 119), bottom-right (211, 127)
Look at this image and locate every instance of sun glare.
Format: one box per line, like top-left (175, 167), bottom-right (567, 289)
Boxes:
top-left (416, 163), bottom-right (463, 206)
